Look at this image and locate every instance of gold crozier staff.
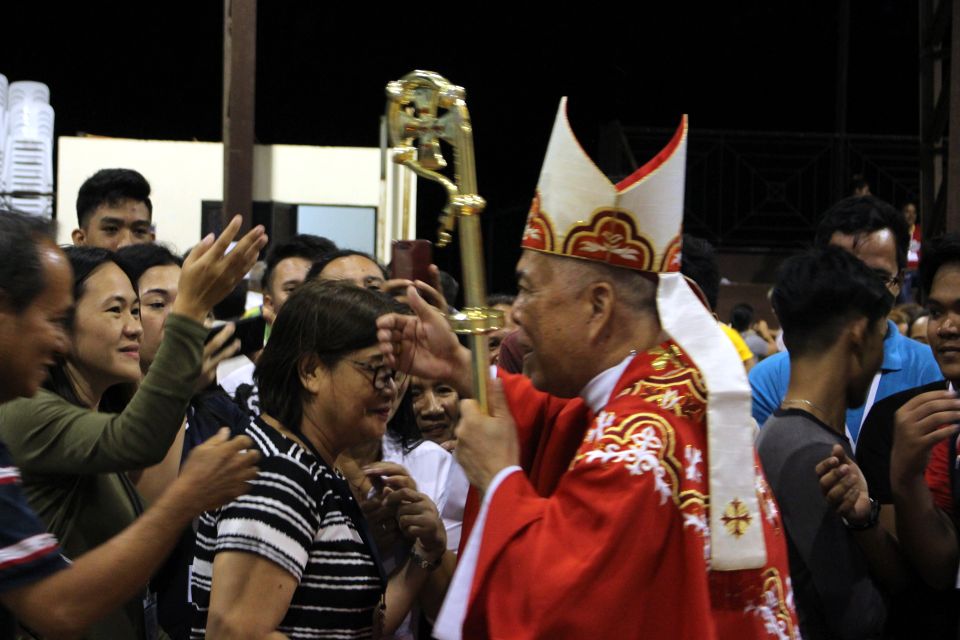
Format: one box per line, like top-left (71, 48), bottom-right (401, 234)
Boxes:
top-left (385, 70), bottom-right (502, 411)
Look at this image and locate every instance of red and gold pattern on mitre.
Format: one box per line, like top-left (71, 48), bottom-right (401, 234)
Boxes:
top-left (521, 98), bottom-right (686, 274)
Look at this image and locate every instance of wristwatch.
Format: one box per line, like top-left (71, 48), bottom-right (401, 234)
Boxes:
top-left (410, 545), bottom-right (443, 571)
top-left (841, 497), bottom-right (881, 530)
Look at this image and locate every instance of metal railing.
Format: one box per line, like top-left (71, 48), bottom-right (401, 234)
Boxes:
top-left (600, 124), bottom-right (921, 251)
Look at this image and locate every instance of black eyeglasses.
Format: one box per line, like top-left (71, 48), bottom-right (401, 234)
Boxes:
top-left (872, 269), bottom-right (901, 289)
top-left (348, 359), bottom-right (405, 392)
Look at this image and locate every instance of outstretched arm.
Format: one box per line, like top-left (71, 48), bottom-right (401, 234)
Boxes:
top-left (377, 285), bottom-right (473, 397)
top-left (1, 430), bottom-right (259, 639)
top-left (0, 217), bottom-right (268, 475)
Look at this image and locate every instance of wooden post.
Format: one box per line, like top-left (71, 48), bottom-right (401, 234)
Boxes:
top-left (222, 0), bottom-right (257, 232)
top-left (919, 0), bottom-right (936, 236)
top-left (947, 0), bottom-right (960, 231)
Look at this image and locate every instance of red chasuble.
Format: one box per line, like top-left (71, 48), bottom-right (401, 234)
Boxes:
top-left (460, 341), bottom-right (799, 639)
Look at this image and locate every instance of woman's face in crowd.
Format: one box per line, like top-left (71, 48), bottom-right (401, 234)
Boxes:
top-left (70, 262), bottom-right (143, 387)
top-left (319, 345), bottom-right (398, 447)
top-left (409, 376), bottom-right (459, 445)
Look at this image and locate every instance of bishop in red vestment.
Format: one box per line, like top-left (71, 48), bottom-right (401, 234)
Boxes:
top-left (378, 99), bottom-right (799, 639)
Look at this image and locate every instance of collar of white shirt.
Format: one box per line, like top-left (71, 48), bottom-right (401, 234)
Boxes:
top-left (579, 352), bottom-right (636, 414)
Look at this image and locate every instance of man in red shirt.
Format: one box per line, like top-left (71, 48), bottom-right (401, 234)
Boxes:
top-left (889, 233), bottom-right (960, 587)
top-left (378, 100), bottom-right (798, 639)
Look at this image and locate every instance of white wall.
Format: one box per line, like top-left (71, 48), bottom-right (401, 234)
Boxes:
top-left (55, 137), bottom-right (415, 262)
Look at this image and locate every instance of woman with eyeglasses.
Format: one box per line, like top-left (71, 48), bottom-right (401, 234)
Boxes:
top-left (335, 364), bottom-right (467, 639)
top-left (190, 280), bottom-right (448, 639)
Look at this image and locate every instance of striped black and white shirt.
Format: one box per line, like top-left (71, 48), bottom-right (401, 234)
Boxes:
top-left (189, 418), bottom-right (382, 639)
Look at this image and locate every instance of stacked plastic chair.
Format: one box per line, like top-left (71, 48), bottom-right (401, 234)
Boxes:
top-left (0, 75), bottom-right (7, 189)
top-left (0, 79), bottom-right (54, 217)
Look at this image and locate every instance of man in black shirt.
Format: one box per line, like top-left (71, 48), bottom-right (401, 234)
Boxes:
top-left (857, 233), bottom-right (960, 637)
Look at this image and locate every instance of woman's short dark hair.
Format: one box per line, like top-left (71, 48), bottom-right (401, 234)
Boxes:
top-left (61, 247), bottom-right (137, 310)
top-left (255, 279), bottom-right (399, 430)
top-left (386, 389), bottom-right (423, 454)
top-left (44, 247), bottom-right (138, 411)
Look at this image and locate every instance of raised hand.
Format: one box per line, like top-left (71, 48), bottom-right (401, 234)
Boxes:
top-left (173, 215), bottom-right (268, 321)
top-left (174, 428), bottom-right (260, 513)
top-left (359, 491), bottom-right (403, 554)
top-left (815, 444), bottom-right (872, 525)
top-left (363, 461), bottom-right (419, 494)
top-left (345, 461), bottom-right (418, 555)
top-left (455, 377), bottom-right (519, 493)
top-left (376, 285), bottom-right (471, 393)
top-left (890, 390), bottom-right (960, 488)
top-left (381, 276), bottom-right (447, 311)
top-left (384, 488), bottom-right (446, 560)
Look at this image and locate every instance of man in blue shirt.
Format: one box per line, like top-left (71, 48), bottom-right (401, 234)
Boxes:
top-left (750, 196), bottom-right (942, 444)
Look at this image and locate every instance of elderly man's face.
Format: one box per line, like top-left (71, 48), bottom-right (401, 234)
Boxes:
top-left (512, 250), bottom-right (595, 398)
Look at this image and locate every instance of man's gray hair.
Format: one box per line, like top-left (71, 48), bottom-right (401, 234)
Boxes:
top-left (555, 255), bottom-right (658, 312)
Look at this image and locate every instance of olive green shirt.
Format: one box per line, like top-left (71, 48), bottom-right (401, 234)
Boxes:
top-left (0, 314), bottom-right (205, 640)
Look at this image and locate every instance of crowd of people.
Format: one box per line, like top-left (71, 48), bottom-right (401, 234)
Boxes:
top-left (1, 102), bottom-right (959, 640)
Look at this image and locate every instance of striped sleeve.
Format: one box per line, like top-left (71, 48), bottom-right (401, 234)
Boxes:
top-left (213, 454), bottom-right (320, 581)
top-left (0, 454), bottom-right (66, 592)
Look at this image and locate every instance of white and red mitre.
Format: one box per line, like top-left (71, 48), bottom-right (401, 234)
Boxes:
top-left (522, 97), bottom-right (684, 273)
top-left (523, 99), bottom-right (767, 571)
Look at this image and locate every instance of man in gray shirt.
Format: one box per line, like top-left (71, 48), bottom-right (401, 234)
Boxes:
top-left (757, 246), bottom-right (901, 639)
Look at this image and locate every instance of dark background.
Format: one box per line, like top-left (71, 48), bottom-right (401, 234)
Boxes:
top-left (1, 1), bottom-right (919, 295)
